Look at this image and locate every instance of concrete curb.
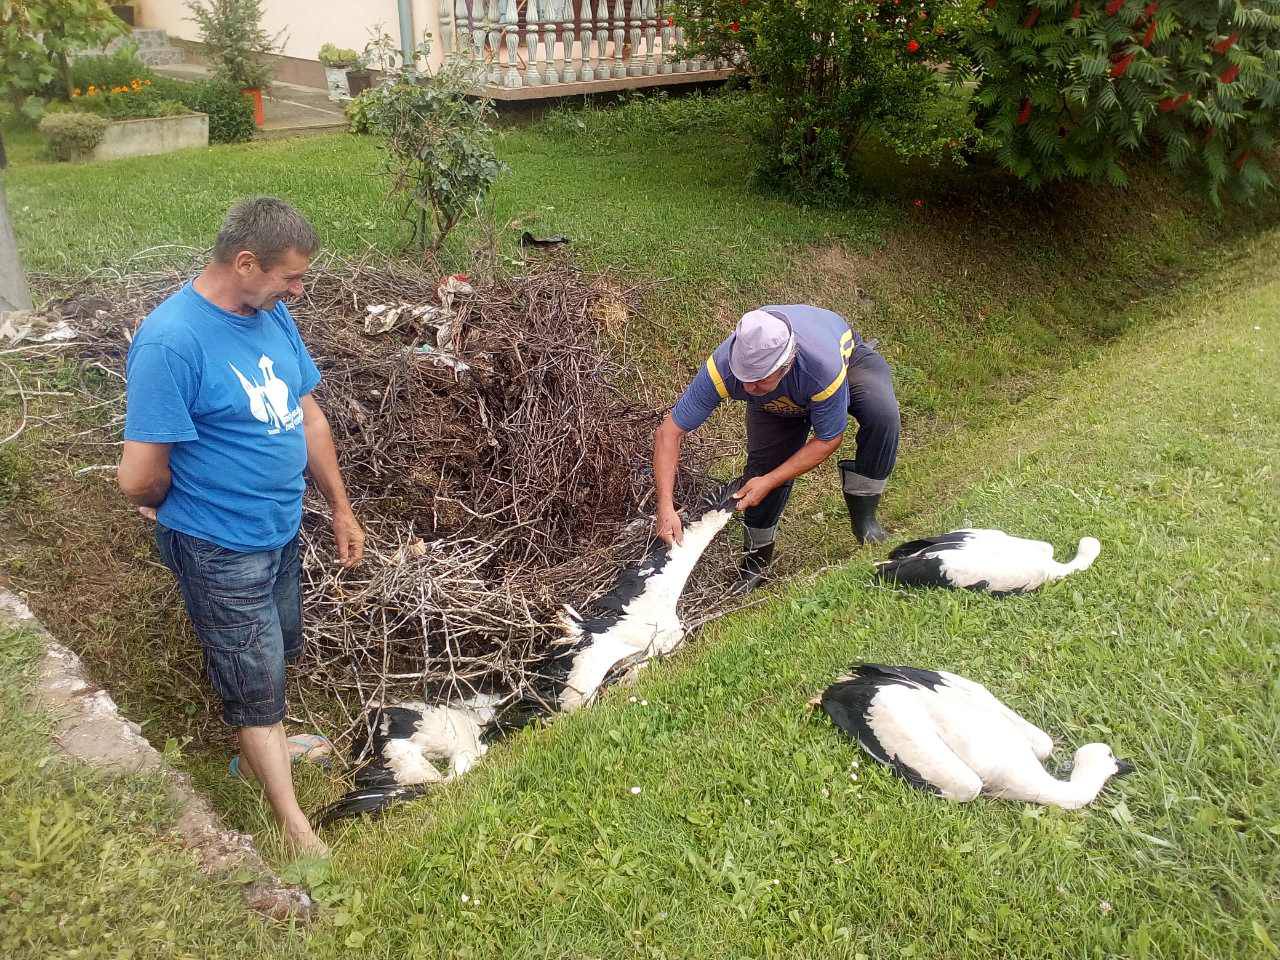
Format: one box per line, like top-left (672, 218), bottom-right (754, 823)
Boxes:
top-left (1, 589), bottom-right (314, 922)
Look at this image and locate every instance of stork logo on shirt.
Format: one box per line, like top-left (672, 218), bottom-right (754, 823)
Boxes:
top-left (228, 355), bottom-right (304, 435)
top-left (761, 396), bottom-right (806, 416)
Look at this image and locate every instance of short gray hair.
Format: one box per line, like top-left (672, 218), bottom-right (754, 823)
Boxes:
top-left (213, 197), bottom-right (319, 268)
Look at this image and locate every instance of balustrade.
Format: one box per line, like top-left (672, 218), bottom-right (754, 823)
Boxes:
top-left (436, 0), bottom-right (730, 92)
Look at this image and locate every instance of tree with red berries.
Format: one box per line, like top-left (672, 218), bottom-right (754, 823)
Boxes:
top-left (965, 0), bottom-right (1280, 204)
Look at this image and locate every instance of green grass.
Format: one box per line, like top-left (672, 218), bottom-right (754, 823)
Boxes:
top-left (279, 230), bottom-right (1278, 959)
top-left (1, 90), bottom-right (1276, 787)
top-left (0, 94), bottom-right (1277, 957)
top-left (0, 629), bottom-right (302, 959)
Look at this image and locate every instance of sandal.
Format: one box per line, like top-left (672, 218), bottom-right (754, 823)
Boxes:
top-left (229, 733), bottom-right (334, 780)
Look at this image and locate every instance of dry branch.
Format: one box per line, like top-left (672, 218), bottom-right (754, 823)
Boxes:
top-left (23, 253), bottom-right (744, 743)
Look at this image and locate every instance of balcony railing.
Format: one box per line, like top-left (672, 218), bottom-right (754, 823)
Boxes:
top-left (437, 1), bottom-right (733, 98)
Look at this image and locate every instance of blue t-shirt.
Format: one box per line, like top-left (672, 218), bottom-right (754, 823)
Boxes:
top-left (671, 304), bottom-right (857, 441)
top-left (124, 283), bottom-right (322, 552)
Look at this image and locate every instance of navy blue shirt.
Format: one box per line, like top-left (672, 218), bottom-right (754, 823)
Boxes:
top-left (671, 304), bottom-right (856, 440)
top-left (124, 283), bottom-right (321, 552)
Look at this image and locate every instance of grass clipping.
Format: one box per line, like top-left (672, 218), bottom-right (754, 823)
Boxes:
top-left (36, 255), bottom-right (739, 731)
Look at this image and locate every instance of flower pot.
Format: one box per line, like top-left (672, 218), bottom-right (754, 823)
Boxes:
top-left (110, 4), bottom-right (135, 27)
top-left (324, 65), bottom-right (352, 102)
top-left (241, 87), bottom-right (265, 127)
top-left (346, 69), bottom-right (373, 97)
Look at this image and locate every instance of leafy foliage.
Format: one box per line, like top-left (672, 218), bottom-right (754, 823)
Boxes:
top-left (669, 0), bottom-right (986, 197)
top-left (350, 62), bottom-right (506, 252)
top-left (166, 77), bottom-right (256, 143)
top-left (966, 0), bottom-right (1280, 205)
top-left (37, 109), bottom-right (107, 160)
top-left (0, 0), bottom-right (126, 120)
top-left (70, 44), bottom-right (156, 90)
top-left (318, 42), bottom-right (359, 68)
top-left (185, 0), bottom-right (283, 90)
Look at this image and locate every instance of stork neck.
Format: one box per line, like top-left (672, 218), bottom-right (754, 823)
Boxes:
top-left (1036, 764), bottom-right (1115, 810)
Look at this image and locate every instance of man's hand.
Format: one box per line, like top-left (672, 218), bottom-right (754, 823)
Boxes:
top-left (332, 508), bottom-right (365, 568)
top-left (655, 502), bottom-right (684, 546)
top-left (732, 475), bottom-right (776, 511)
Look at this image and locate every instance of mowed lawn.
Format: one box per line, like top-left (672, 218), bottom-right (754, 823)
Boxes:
top-left (1, 104), bottom-right (1276, 958)
top-left (279, 231), bottom-right (1278, 959)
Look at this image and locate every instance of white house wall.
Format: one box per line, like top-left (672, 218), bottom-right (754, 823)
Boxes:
top-left (138, 0), bottom-right (447, 72)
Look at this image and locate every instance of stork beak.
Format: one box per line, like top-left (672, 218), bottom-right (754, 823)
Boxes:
top-left (1114, 758), bottom-right (1135, 776)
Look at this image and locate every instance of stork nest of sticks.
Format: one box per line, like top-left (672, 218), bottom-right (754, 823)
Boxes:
top-left (25, 253), bottom-right (745, 738)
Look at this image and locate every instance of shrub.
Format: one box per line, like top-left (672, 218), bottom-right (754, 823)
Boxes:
top-left (70, 46), bottom-right (156, 91)
top-left (155, 77), bottom-right (255, 143)
top-left (68, 78), bottom-right (177, 120)
top-left (0, 0), bottom-right (126, 120)
top-left (318, 43), bottom-right (359, 67)
top-left (352, 64), bottom-right (506, 252)
top-left (670, 0), bottom-right (985, 198)
top-left (38, 110), bottom-right (108, 161)
top-left (966, 0), bottom-right (1280, 205)
top-left (185, 0), bottom-right (284, 90)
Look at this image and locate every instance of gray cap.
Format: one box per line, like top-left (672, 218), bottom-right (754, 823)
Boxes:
top-left (729, 309), bottom-right (795, 382)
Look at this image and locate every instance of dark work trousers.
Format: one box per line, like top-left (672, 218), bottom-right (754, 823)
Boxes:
top-left (742, 344), bottom-right (900, 547)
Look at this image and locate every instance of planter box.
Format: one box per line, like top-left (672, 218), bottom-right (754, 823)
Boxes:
top-left (92, 112), bottom-right (209, 162)
top-left (324, 66), bottom-right (352, 102)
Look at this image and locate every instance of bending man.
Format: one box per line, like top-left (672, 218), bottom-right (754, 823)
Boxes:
top-left (118, 197), bottom-right (363, 857)
top-left (654, 305), bottom-right (900, 591)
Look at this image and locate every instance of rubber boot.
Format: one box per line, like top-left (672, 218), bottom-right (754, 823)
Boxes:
top-left (844, 493), bottom-right (888, 545)
top-left (734, 540), bottom-right (776, 594)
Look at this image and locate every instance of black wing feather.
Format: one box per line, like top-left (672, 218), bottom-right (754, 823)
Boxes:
top-left (819, 663), bottom-right (948, 795)
top-left (313, 784), bottom-right (429, 828)
top-left (885, 531), bottom-right (974, 561)
top-left (874, 554), bottom-right (954, 588)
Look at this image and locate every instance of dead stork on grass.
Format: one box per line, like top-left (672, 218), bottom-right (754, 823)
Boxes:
top-left (875, 528), bottom-right (1101, 595)
top-left (314, 479), bottom-right (742, 825)
top-left (818, 664), bottom-right (1131, 809)
top-left (313, 694), bottom-right (504, 826)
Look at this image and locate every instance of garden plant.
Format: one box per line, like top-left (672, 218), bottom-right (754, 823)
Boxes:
top-left (0, 0), bottom-right (126, 119)
top-left (185, 0), bottom-right (283, 91)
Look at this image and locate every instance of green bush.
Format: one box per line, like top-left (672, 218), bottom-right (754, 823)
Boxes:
top-left (38, 110), bottom-right (109, 161)
top-left (185, 0), bottom-right (282, 90)
top-left (670, 0), bottom-right (985, 198)
top-left (966, 0), bottom-right (1280, 206)
top-left (70, 46), bottom-right (156, 91)
top-left (351, 65), bottom-right (506, 251)
top-left (154, 77), bottom-right (255, 143)
top-left (0, 0), bottom-right (125, 120)
top-left (318, 43), bottom-right (359, 67)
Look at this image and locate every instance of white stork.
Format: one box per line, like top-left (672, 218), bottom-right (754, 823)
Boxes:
top-left (875, 529), bottom-right (1101, 595)
top-left (819, 664), bottom-right (1131, 809)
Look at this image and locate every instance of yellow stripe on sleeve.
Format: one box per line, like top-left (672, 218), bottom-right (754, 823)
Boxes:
top-left (811, 365), bottom-right (848, 403)
top-left (839, 330), bottom-right (855, 362)
top-left (706, 356), bottom-right (730, 400)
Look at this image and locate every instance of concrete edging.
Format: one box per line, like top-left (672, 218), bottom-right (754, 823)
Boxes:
top-left (0, 588), bottom-right (313, 922)
top-left (92, 112), bottom-right (210, 162)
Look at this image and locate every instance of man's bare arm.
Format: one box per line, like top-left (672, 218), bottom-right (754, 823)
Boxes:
top-left (653, 413), bottom-right (687, 545)
top-left (301, 394), bottom-right (364, 566)
top-left (117, 440), bottom-right (173, 507)
top-left (734, 434), bottom-right (845, 510)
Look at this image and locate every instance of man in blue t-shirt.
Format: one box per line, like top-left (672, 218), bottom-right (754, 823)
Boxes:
top-left (654, 306), bottom-right (900, 591)
top-left (118, 198), bottom-right (362, 857)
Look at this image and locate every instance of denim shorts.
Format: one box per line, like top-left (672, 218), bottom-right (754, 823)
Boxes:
top-left (155, 524), bottom-right (303, 727)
